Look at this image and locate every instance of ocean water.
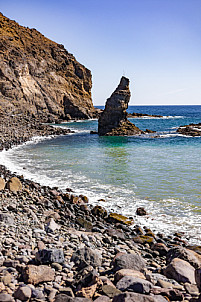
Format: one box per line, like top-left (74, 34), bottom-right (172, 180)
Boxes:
top-left (1, 105), bottom-right (201, 244)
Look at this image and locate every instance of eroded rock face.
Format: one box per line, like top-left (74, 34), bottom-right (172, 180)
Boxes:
top-left (0, 13), bottom-right (96, 120)
top-left (98, 77), bottom-right (143, 136)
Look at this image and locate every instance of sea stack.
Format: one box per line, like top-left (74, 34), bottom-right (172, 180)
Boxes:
top-left (98, 76), bottom-right (143, 136)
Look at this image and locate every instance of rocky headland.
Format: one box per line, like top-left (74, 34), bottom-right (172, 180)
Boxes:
top-left (98, 77), bottom-right (144, 136)
top-left (177, 124), bottom-right (201, 137)
top-left (0, 13), bottom-right (97, 121)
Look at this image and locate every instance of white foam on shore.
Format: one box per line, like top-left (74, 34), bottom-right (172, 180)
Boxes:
top-left (1, 133), bottom-right (201, 245)
top-left (129, 115), bottom-right (184, 120)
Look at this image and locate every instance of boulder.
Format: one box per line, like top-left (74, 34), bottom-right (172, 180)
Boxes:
top-left (107, 213), bottom-right (133, 225)
top-left (116, 276), bottom-right (153, 294)
top-left (94, 296), bottom-right (111, 302)
top-left (0, 293), bottom-right (14, 302)
top-left (112, 292), bottom-right (167, 302)
top-left (98, 77), bottom-right (143, 136)
top-left (166, 246), bottom-right (201, 269)
top-left (71, 247), bottom-right (102, 269)
top-left (91, 206), bottom-right (108, 218)
top-left (6, 176), bottom-right (22, 192)
top-left (163, 258), bottom-right (196, 284)
top-left (0, 177), bottom-right (5, 190)
top-left (101, 285), bottom-right (122, 298)
top-left (136, 207), bottom-right (147, 216)
top-left (114, 269), bottom-right (146, 282)
top-left (45, 218), bottom-right (60, 233)
top-left (35, 248), bottom-right (65, 264)
top-left (195, 268), bottom-right (201, 290)
top-left (14, 285), bottom-right (32, 301)
top-left (22, 264), bottom-right (55, 284)
top-left (0, 213), bottom-right (14, 225)
top-left (113, 253), bottom-right (146, 272)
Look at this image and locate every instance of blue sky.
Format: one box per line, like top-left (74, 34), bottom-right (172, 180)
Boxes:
top-left (1, 0), bottom-right (201, 105)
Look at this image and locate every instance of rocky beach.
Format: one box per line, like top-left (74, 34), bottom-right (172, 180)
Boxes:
top-left (0, 115), bottom-right (200, 302)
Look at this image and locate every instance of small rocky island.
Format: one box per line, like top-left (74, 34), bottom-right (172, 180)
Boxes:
top-left (177, 123), bottom-right (201, 136)
top-left (98, 77), bottom-right (144, 136)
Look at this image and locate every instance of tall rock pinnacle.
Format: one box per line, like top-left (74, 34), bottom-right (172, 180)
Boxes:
top-left (98, 76), bottom-right (143, 136)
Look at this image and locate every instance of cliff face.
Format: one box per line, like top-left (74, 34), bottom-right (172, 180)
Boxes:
top-left (0, 13), bottom-right (96, 120)
top-left (98, 76), bottom-right (143, 136)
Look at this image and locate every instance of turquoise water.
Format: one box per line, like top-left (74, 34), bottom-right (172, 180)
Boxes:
top-left (1, 106), bottom-right (201, 244)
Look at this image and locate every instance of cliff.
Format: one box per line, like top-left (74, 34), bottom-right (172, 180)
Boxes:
top-left (0, 13), bottom-right (96, 120)
top-left (98, 76), bottom-right (143, 136)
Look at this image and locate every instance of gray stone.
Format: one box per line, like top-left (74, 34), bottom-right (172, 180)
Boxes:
top-left (113, 253), bottom-right (146, 272)
top-left (116, 276), bottom-right (153, 294)
top-left (94, 296), bottom-right (111, 302)
top-left (35, 248), bottom-right (65, 264)
top-left (0, 213), bottom-right (14, 225)
top-left (166, 246), bottom-right (201, 269)
top-left (14, 285), bottom-right (32, 301)
top-left (112, 292), bottom-right (167, 302)
top-left (0, 293), bottom-right (14, 302)
top-left (164, 258), bottom-right (196, 284)
top-left (71, 247), bottom-right (102, 269)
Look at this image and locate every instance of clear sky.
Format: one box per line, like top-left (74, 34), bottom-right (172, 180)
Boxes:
top-left (1, 0), bottom-right (201, 105)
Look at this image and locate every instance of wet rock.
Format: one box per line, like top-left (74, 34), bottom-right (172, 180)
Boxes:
top-left (133, 235), bottom-right (155, 245)
top-left (76, 217), bottom-right (93, 231)
top-left (136, 207), bottom-right (147, 216)
top-left (116, 276), bottom-right (153, 294)
top-left (91, 206), bottom-right (108, 218)
top-left (163, 258), bottom-right (196, 284)
top-left (71, 247), bottom-right (102, 269)
top-left (35, 248), bottom-right (65, 264)
top-left (152, 243), bottom-right (169, 257)
top-left (22, 264), bottom-right (55, 284)
top-left (113, 253), bottom-right (146, 272)
top-left (107, 213), bottom-right (133, 225)
top-left (98, 77), bottom-right (143, 136)
top-left (6, 176), bottom-right (22, 192)
top-left (14, 285), bottom-right (32, 301)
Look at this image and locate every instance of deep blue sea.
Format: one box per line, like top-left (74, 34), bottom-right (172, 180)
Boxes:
top-left (1, 105), bottom-right (201, 244)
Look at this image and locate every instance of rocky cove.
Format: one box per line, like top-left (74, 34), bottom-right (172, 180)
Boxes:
top-left (0, 11), bottom-right (201, 302)
top-left (0, 114), bottom-right (200, 302)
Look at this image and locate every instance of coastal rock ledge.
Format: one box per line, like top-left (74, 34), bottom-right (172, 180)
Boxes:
top-left (98, 76), bottom-right (143, 136)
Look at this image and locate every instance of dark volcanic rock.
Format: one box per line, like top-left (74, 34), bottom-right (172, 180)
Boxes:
top-left (0, 13), bottom-right (96, 120)
top-left (98, 77), bottom-right (143, 136)
top-left (177, 124), bottom-right (201, 136)
top-left (35, 249), bottom-right (65, 264)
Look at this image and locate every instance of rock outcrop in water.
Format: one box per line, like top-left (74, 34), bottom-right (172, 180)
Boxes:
top-left (177, 123), bottom-right (201, 136)
top-left (0, 13), bottom-right (96, 121)
top-left (98, 76), bottom-right (143, 136)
